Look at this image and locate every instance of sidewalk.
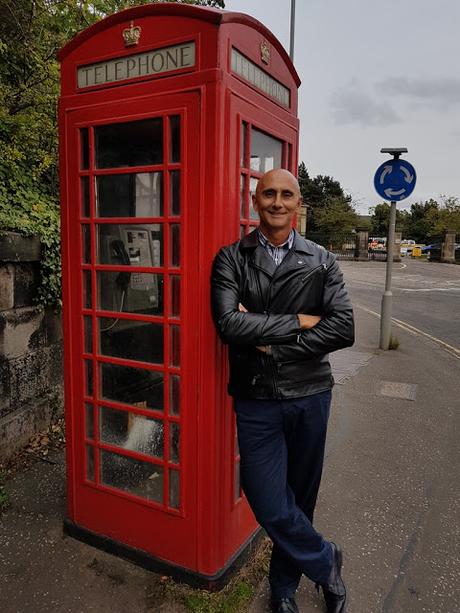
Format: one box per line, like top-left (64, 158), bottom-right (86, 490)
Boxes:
top-left (1, 306), bottom-right (459, 613)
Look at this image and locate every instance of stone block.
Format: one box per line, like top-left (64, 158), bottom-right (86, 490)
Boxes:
top-left (0, 307), bottom-right (45, 359)
top-left (8, 348), bottom-right (52, 408)
top-left (0, 388), bottom-right (64, 461)
top-left (0, 357), bottom-right (11, 415)
top-left (0, 265), bottom-right (15, 311)
top-left (43, 309), bottom-right (63, 345)
top-left (0, 232), bottom-right (41, 262)
top-left (14, 263), bottom-right (41, 308)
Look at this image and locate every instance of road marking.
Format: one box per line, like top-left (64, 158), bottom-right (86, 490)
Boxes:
top-left (400, 287), bottom-right (460, 293)
top-left (356, 304), bottom-right (460, 360)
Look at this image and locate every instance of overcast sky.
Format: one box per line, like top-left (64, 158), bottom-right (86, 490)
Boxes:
top-left (225, 0), bottom-right (460, 214)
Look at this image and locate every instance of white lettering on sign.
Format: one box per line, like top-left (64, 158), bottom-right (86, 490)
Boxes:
top-left (77, 42), bottom-right (195, 89)
top-left (231, 48), bottom-right (290, 108)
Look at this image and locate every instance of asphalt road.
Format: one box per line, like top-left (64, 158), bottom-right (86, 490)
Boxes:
top-left (340, 258), bottom-right (460, 350)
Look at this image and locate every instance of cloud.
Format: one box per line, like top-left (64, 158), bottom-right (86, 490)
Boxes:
top-left (375, 77), bottom-right (460, 111)
top-left (331, 85), bottom-right (402, 127)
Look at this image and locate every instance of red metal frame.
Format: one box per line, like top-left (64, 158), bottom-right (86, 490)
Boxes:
top-left (59, 3), bottom-right (300, 582)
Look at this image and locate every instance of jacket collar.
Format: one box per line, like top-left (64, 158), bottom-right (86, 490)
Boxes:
top-left (239, 228), bottom-right (316, 256)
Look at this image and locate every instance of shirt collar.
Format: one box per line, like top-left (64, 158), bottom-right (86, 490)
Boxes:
top-left (257, 229), bottom-right (294, 250)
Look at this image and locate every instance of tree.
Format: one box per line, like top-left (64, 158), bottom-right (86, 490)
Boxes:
top-left (369, 202), bottom-right (410, 237)
top-left (0, 0), bottom-right (224, 306)
top-left (298, 162), bottom-right (358, 234)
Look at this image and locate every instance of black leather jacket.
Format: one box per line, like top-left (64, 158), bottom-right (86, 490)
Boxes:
top-left (211, 229), bottom-right (354, 399)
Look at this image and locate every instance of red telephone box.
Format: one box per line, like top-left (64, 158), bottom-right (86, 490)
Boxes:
top-left (59, 3), bottom-right (300, 587)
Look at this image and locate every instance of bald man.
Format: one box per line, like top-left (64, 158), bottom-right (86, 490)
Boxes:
top-left (211, 169), bottom-right (354, 613)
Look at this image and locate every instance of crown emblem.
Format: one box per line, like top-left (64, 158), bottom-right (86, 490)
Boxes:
top-left (260, 40), bottom-right (270, 65)
top-left (123, 21), bottom-right (141, 47)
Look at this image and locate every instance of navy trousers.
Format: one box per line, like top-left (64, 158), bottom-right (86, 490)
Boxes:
top-left (234, 391), bottom-right (333, 599)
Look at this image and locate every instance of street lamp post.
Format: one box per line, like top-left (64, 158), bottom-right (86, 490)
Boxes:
top-left (289, 0), bottom-right (296, 61)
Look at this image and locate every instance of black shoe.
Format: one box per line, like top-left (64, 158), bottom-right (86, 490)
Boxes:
top-left (270, 596), bottom-right (299, 613)
top-left (316, 542), bottom-right (347, 613)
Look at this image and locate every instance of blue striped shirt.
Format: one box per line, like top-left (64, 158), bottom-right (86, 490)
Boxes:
top-left (257, 229), bottom-right (295, 266)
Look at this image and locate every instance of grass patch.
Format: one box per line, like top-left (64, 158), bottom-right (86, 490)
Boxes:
top-left (145, 537), bottom-right (272, 613)
top-left (389, 336), bottom-right (400, 350)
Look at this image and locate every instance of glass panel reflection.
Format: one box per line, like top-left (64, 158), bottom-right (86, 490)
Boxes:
top-left (97, 271), bottom-right (163, 315)
top-left (95, 118), bottom-right (163, 168)
top-left (169, 422), bottom-right (180, 464)
top-left (169, 375), bottom-right (180, 416)
top-left (100, 450), bottom-right (163, 503)
top-left (170, 224), bottom-right (180, 267)
top-left (99, 319), bottom-right (164, 365)
top-left (240, 175), bottom-right (246, 218)
top-left (170, 325), bottom-right (180, 367)
top-left (84, 316), bottom-right (93, 353)
top-left (85, 403), bottom-right (94, 440)
top-left (169, 469), bottom-right (180, 509)
top-left (234, 460), bottom-right (241, 501)
top-left (85, 360), bottom-right (93, 396)
top-left (249, 176), bottom-right (259, 220)
top-left (100, 406), bottom-right (163, 458)
top-left (170, 276), bottom-right (180, 317)
top-left (81, 177), bottom-right (90, 217)
top-left (169, 116), bottom-right (180, 163)
top-left (240, 122), bottom-right (247, 167)
top-left (97, 224), bottom-right (163, 267)
top-left (170, 171), bottom-right (180, 216)
top-left (250, 128), bottom-right (282, 173)
top-left (83, 270), bottom-right (92, 308)
top-left (100, 363), bottom-right (164, 412)
top-left (86, 445), bottom-right (95, 481)
top-left (96, 172), bottom-right (163, 217)
top-left (82, 225), bottom-right (91, 263)
top-left (80, 128), bottom-right (89, 170)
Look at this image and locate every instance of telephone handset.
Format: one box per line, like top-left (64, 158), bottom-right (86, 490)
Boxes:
top-left (111, 239), bottom-right (131, 292)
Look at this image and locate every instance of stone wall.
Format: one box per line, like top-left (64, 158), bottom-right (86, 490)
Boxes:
top-left (0, 232), bottom-right (63, 461)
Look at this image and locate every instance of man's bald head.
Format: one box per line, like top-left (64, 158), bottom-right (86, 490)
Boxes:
top-left (255, 168), bottom-right (301, 200)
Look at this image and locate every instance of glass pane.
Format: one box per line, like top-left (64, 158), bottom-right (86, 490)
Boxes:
top-left (170, 325), bottom-right (180, 367)
top-left (83, 270), bottom-right (92, 308)
top-left (240, 122), bottom-right (247, 167)
top-left (169, 116), bottom-right (180, 163)
top-left (80, 128), bottom-right (89, 170)
top-left (85, 404), bottom-right (94, 440)
top-left (169, 469), bottom-right (180, 509)
top-left (81, 177), bottom-right (90, 217)
top-left (97, 224), bottom-right (163, 267)
top-left (249, 176), bottom-right (259, 220)
top-left (100, 450), bottom-right (163, 503)
top-left (170, 171), bottom-right (180, 216)
top-left (82, 225), bottom-right (91, 263)
top-left (95, 118), bottom-right (163, 168)
top-left (100, 363), bottom-right (164, 412)
top-left (170, 275), bottom-right (180, 317)
top-left (234, 460), bottom-right (241, 501)
top-left (97, 271), bottom-right (163, 315)
top-left (170, 224), bottom-right (180, 267)
top-left (86, 445), bottom-right (95, 481)
top-left (240, 175), bottom-right (246, 218)
top-left (99, 319), bottom-right (164, 365)
top-left (169, 375), bottom-right (180, 416)
top-left (84, 316), bottom-right (93, 353)
top-left (250, 128), bottom-right (282, 173)
top-left (96, 172), bottom-right (163, 217)
top-left (85, 360), bottom-right (93, 396)
top-left (169, 422), bottom-right (180, 464)
top-left (100, 406), bottom-right (163, 458)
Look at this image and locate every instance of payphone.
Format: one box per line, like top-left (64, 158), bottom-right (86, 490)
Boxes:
top-left (59, 3), bottom-right (300, 587)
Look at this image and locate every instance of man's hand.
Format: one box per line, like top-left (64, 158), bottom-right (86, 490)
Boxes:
top-left (297, 314), bottom-right (322, 329)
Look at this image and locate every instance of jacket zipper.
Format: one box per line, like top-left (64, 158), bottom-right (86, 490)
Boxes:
top-left (301, 262), bottom-right (327, 282)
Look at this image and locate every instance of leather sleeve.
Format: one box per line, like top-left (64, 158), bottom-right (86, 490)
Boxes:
top-left (211, 247), bottom-right (301, 346)
top-left (270, 256), bottom-right (354, 361)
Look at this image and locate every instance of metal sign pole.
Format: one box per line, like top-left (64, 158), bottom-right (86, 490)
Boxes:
top-left (289, 0), bottom-right (296, 60)
top-left (380, 199), bottom-right (397, 349)
top-left (373, 147), bottom-right (416, 351)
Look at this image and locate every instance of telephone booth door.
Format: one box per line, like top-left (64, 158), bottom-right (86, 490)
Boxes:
top-left (63, 92), bottom-right (201, 569)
